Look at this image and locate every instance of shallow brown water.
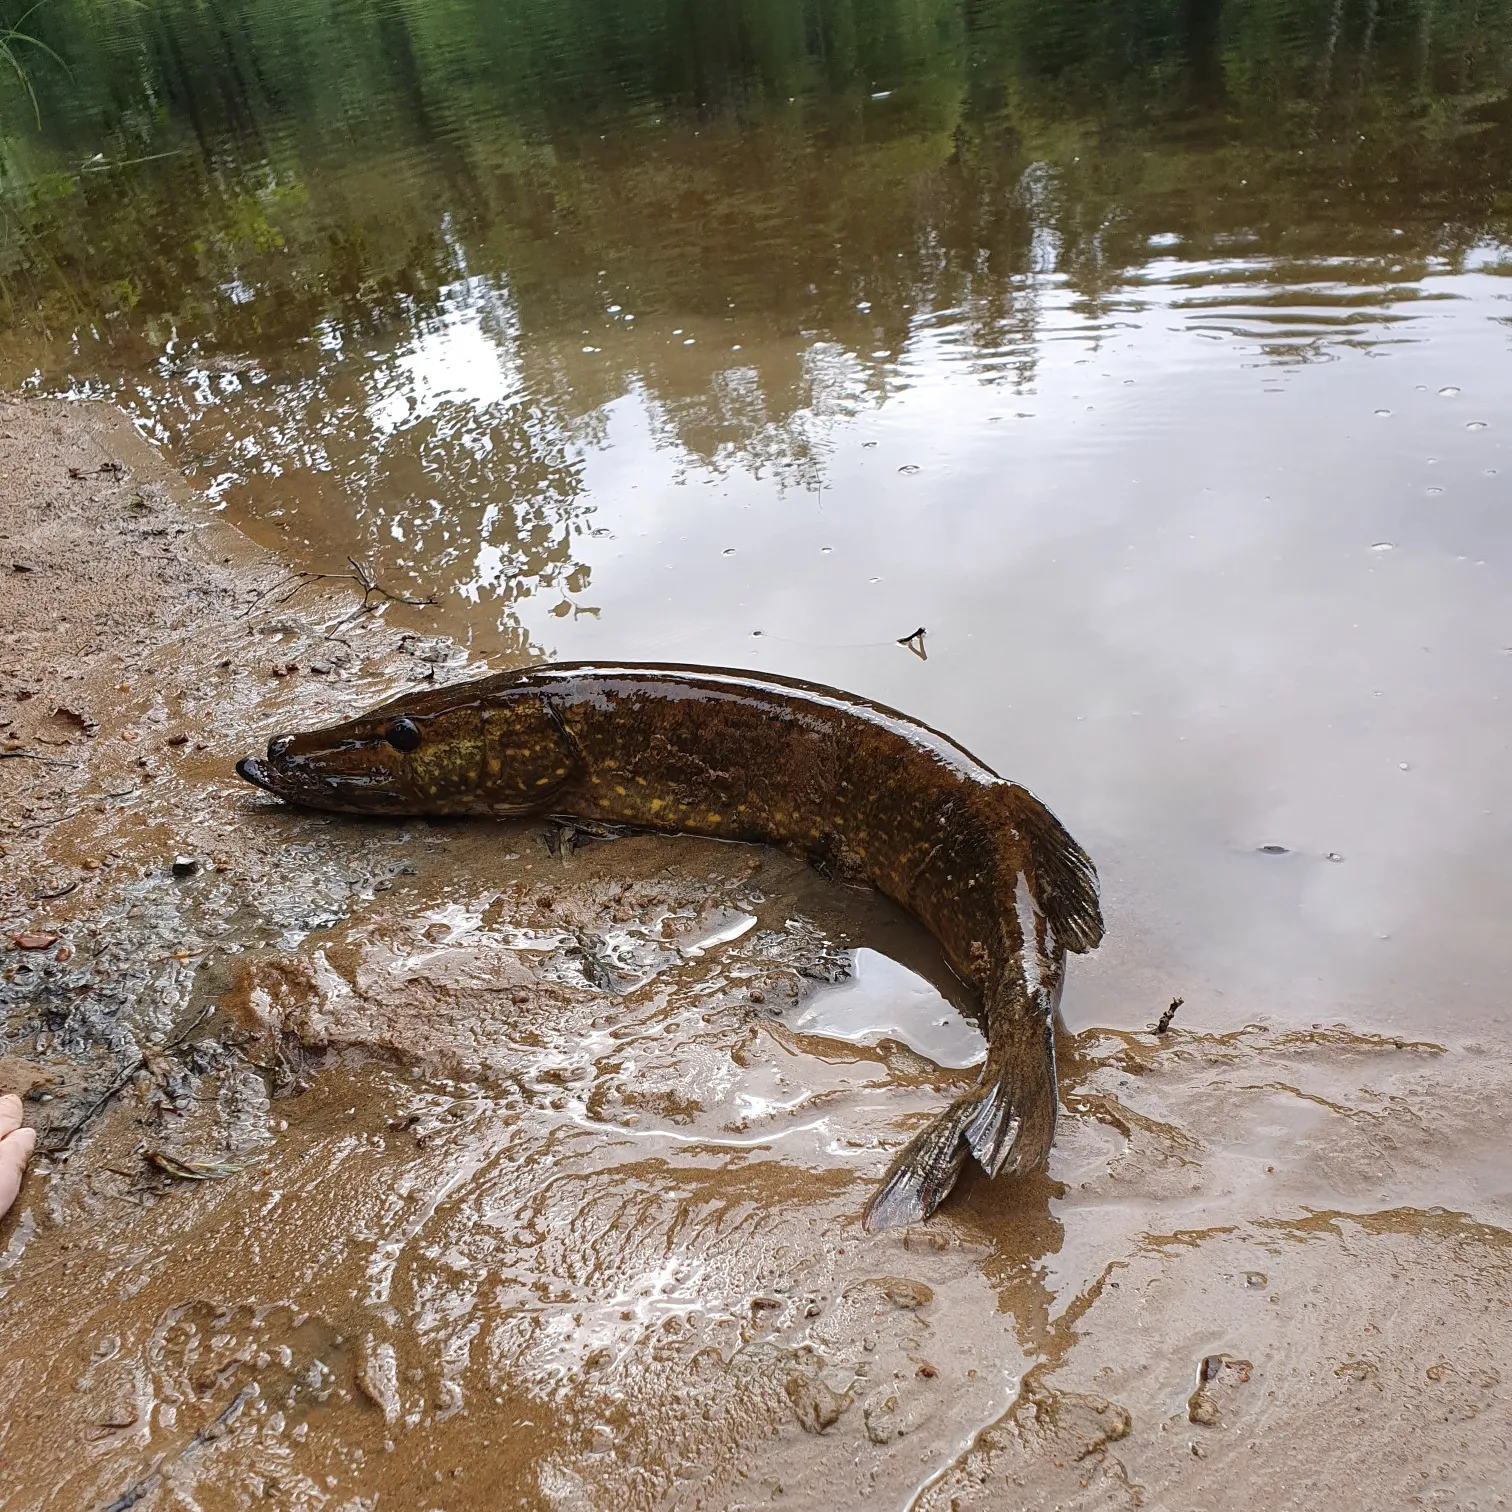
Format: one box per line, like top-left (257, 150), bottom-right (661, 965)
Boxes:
top-left (3, 2), bottom-right (1512, 1506)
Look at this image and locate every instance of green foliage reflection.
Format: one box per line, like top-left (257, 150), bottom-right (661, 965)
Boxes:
top-left (0, 0), bottom-right (1508, 636)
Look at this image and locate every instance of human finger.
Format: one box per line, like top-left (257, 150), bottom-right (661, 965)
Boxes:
top-left (0, 1093), bottom-right (23, 1138)
top-left (0, 1125), bottom-right (36, 1216)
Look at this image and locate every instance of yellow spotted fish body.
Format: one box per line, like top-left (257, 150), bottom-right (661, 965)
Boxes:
top-left (237, 662), bottom-right (1103, 1228)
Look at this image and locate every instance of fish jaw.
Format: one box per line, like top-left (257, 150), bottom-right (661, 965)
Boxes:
top-left (234, 737), bottom-right (412, 814)
top-left (235, 756), bottom-right (273, 791)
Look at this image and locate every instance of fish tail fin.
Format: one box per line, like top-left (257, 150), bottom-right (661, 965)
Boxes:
top-left (863, 1009), bottom-right (1059, 1232)
top-left (862, 1092), bottom-right (977, 1231)
top-left (1011, 786), bottom-right (1104, 955)
top-left (962, 1008), bottom-right (1057, 1176)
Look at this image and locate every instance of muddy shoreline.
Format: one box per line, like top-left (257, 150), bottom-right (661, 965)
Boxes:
top-left (2, 396), bottom-right (1509, 1510)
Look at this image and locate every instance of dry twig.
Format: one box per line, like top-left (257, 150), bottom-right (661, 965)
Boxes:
top-left (240, 555), bottom-right (435, 637)
top-left (44, 1003), bottom-right (215, 1155)
top-left (0, 750), bottom-right (80, 767)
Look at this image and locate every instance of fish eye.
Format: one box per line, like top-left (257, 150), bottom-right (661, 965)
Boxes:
top-left (385, 717), bottom-right (422, 753)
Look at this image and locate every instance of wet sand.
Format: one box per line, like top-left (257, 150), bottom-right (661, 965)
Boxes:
top-left (1, 395), bottom-right (1509, 1509)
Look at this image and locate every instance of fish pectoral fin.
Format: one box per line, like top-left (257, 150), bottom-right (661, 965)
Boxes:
top-left (806, 831), bottom-right (868, 885)
top-left (544, 814), bottom-right (633, 857)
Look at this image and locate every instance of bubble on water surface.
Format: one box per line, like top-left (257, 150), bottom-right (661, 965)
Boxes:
top-left (1438, 386), bottom-right (1460, 397)
top-left (897, 464), bottom-right (919, 474)
top-left (1465, 421), bottom-right (1488, 431)
top-left (1426, 487), bottom-right (1443, 496)
top-left (1370, 542), bottom-right (1395, 551)
top-left (721, 548), bottom-right (735, 556)
top-left (1373, 409), bottom-right (1392, 417)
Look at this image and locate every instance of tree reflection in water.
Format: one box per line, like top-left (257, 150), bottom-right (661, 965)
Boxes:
top-left (0, 0), bottom-right (1509, 648)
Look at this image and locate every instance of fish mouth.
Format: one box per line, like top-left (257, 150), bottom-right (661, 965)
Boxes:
top-left (234, 745), bottom-right (409, 812)
top-left (236, 756), bottom-right (274, 792)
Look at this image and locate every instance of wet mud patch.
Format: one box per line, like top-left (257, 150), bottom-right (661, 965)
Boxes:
top-left (918, 1213), bottom-right (1512, 1511)
top-left (11, 903), bottom-right (1512, 1508)
top-left (219, 827), bottom-right (983, 1167)
top-left (0, 1054), bottom-right (1032, 1510)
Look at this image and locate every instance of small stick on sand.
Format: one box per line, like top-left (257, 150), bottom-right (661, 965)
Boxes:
top-left (44, 1003), bottom-right (215, 1155)
top-left (1154, 997), bottom-right (1184, 1034)
top-left (0, 750), bottom-right (81, 766)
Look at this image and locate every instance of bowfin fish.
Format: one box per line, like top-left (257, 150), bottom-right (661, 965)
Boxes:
top-left (237, 661), bottom-right (1104, 1228)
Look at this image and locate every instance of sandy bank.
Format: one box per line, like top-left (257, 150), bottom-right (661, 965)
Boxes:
top-left (1, 397), bottom-right (1509, 1510)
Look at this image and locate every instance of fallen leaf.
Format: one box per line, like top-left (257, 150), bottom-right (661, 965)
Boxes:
top-left (12, 931), bottom-right (60, 950)
top-left (145, 1151), bottom-right (251, 1181)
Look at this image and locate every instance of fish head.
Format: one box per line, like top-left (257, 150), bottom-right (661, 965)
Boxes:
top-left (236, 674), bottom-right (576, 816)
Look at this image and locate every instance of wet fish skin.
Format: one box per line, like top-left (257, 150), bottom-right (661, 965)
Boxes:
top-left (236, 662), bottom-right (1104, 1228)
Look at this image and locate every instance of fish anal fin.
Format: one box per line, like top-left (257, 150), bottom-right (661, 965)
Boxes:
top-left (1008, 786), bottom-right (1104, 955)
